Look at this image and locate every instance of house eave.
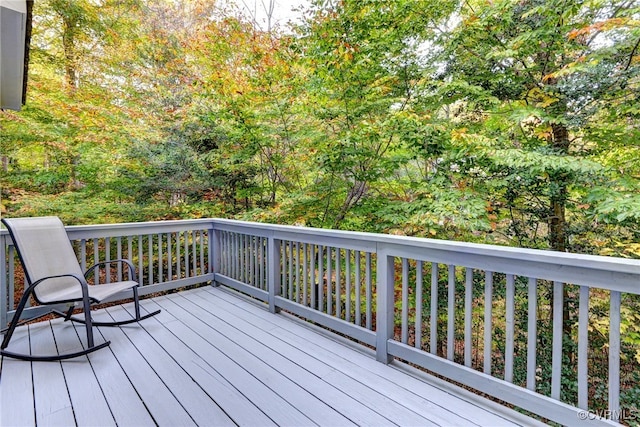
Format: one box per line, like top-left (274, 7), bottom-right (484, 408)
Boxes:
top-left (0, 0), bottom-right (30, 111)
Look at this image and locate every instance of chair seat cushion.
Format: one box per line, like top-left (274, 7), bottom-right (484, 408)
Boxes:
top-left (38, 280), bottom-right (138, 304)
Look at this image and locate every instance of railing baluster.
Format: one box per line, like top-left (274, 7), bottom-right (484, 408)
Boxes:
top-left (234, 232), bottom-right (238, 280)
top-left (257, 236), bottom-right (262, 287)
top-left (366, 252), bottom-right (372, 330)
top-left (430, 263), bottom-right (438, 355)
top-left (260, 237), bottom-right (266, 290)
top-left (551, 281), bottom-right (563, 400)
top-left (105, 237), bottom-right (111, 284)
top-left (250, 236), bottom-right (255, 286)
top-left (185, 231), bottom-right (190, 279)
top-left (346, 249), bottom-right (351, 323)
top-left (80, 239), bottom-right (87, 273)
top-left (219, 232), bottom-right (224, 276)
top-left (239, 233), bottom-right (244, 282)
top-left (336, 248), bottom-right (341, 320)
top-left (8, 245), bottom-right (15, 310)
top-left (295, 242), bottom-right (300, 303)
top-left (310, 244), bottom-right (316, 309)
top-left (355, 250), bottom-right (361, 327)
top-left (1, 238), bottom-right (8, 325)
top-left (168, 233), bottom-right (173, 280)
top-left (245, 235), bottom-right (250, 285)
top-left (242, 234), bottom-right (246, 283)
top-left (192, 231), bottom-right (197, 277)
top-left (238, 234), bottom-right (242, 282)
top-left (230, 232), bottom-right (235, 279)
top-left (228, 232), bottom-right (232, 277)
top-left (138, 235), bottom-right (143, 285)
top-left (464, 267), bottom-right (473, 367)
top-left (117, 237), bottom-right (122, 281)
top-left (527, 277), bottom-right (537, 391)
top-left (209, 228), bottom-right (216, 277)
top-left (127, 237), bottom-right (133, 278)
top-left (200, 231), bottom-right (205, 276)
top-left (484, 271), bottom-right (493, 375)
top-left (251, 235), bottom-right (256, 287)
top-left (415, 261), bottom-right (423, 350)
top-left (158, 234), bottom-right (163, 283)
top-left (94, 238), bottom-right (100, 284)
top-left (247, 234), bottom-right (251, 283)
top-left (148, 235), bottom-right (153, 285)
top-left (288, 241), bottom-right (292, 298)
top-left (232, 232), bottom-right (236, 279)
top-left (401, 258), bottom-right (409, 344)
top-left (176, 232), bottom-right (182, 280)
top-left (317, 245), bottom-right (333, 314)
top-left (578, 285), bottom-right (589, 409)
top-left (447, 264), bottom-right (455, 361)
top-left (281, 241), bottom-right (287, 297)
top-left (609, 290), bottom-right (621, 420)
top-left (303, 243), bottom-right (308, 306)
top-left (326, 247), bottom-right (332, 314)
top-left (288, 241), bottom-right (294, 299)
top-left (505, 274), bottom-right (515, 383)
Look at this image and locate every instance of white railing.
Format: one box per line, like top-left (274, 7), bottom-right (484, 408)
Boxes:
top-left (3, 218), bottom-right (639, 426)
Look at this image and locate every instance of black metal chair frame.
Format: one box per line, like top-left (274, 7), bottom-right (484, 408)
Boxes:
top-left (1, 218), bottom-right (160, 361)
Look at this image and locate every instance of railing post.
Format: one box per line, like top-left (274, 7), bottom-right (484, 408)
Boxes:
top-left (376, 247), bottom-right (394, 364)
top-left (210, 224), bottom-right (220, 286)
top-left (268, 235), bottom-right (281, 314)
top-left (609, 290), bottom-right (621, 421)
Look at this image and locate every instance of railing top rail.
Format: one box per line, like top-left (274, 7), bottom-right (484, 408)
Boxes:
top-left (2, 217), bottom-right (639, 279)
top-left (1, 218), bottom-right (214, 239)
top-left (211, 218), bottom-right (640, 275)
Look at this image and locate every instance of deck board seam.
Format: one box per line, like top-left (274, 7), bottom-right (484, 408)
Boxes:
top-left (170, 291), bottom-right (399, 427)
top-left (102, 304), bottom-right (199, 427)
top-left (93, 320), bottom-right (160, 426)
top-left (114, 303), bottom-right (238, 426)
top-left (152, 295), bottom-right (321, 426)
top-left (174, 290), bottom-right (424, 426)
top-left (192, 289), bottom-right (469, 426)
top-left (207, 287), bottom-right (512, 426)
top-left (139, 297), bottom-right (282, 426)
top-left (68, 320), bottom-right (118, 427)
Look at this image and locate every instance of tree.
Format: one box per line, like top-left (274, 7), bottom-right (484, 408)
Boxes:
top-left (296, 0), bottom-right (458, 229)
top-left (436, 0), bottom-right (639, 252)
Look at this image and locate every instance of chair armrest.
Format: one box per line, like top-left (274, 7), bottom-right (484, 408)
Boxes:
top-left (30, 273), bottom-right (97, 304)
top-left (84, 259), bottom-right (138, 283)
top-left (32, 273), bottom-right (87, 287)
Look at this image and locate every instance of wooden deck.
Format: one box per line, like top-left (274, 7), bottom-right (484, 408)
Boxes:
top-left (1, 286), bottom-right (542, 427)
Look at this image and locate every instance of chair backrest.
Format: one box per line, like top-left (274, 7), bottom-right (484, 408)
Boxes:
top-left (2, 216), bottom-right (84, 303)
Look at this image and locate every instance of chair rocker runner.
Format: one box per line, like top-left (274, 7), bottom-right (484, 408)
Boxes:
top-left (1, 216), bottom-right (160, 361)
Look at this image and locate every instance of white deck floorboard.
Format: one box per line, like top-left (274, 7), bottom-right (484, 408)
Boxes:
top-left (1, 286), bottom-right (543, 427)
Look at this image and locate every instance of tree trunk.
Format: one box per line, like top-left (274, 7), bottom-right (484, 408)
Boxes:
top-left (549, 122), bottom-right (569, 252)
top-left (550, 121), bottom-right (573, 357)
top-left (60, 10), bottom-right (79, 92)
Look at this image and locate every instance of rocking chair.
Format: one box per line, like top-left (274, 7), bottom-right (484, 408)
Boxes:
top-left (1, 216), bottom-right (160, 361)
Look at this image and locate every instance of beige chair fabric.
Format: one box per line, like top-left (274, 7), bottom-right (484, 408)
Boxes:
top-left (6, 216), bottom-right (136, 303)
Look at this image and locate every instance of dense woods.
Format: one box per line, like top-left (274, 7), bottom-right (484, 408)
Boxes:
top-left (2, 0), bottom-right (638, 252)
top-left (1, 0), bottom-right (639, 416)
